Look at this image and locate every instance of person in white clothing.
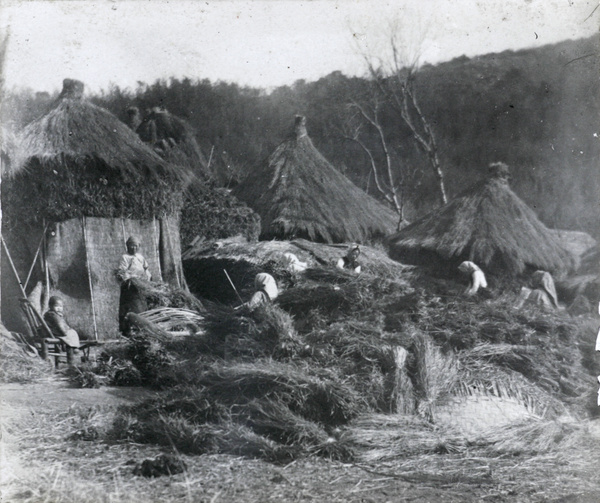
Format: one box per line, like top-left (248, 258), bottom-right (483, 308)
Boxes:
top-left (515, 270), bottom-right (559, 311)
top-left (117, 236), bottom-right (152, 332)
top-left (244, 273), bottom-right (279, 311)
top-left (458, 261), bottom-right (488, 296)
top-left (282, 252), bottom-right (308, 273)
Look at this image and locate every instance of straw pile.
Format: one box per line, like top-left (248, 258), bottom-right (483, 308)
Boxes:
top-left (182, 237), bottom-right (409, 304)
top-left (339, 413), bottom-right (600, 495)
top-left (136, 108), bottom-right (210, 179)
top-left (112, 359), bottom-right (361, 461)
top-left (97, 237), bottom-right (596, 464)
top-left (128, 107), bottom-right (261, 248)
top-left (127, 277), bottom-right (204, 312)
top-left (0, 323), bottom-right (53, 383)
top-left (180, 181), bottom-right (261, 248)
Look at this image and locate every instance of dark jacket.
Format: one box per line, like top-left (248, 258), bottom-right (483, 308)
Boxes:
top-left (43, 310), bottom-right (80, 348)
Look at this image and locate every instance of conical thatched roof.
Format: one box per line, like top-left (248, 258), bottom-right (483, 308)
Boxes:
top-left (12, 80), bottom-right (172, 176)
top-left (387, 163), bottom-right (575, 276)
top-left (137, 108), bottom-right (210, 178)
top-left (4, 79), bottom-right (183, 225)
top-left (232, 116), bottom-right (397, 243)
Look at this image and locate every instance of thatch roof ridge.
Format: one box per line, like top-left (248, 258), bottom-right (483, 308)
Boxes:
top-left (11, 79), bottom-right (170, 177)
top-left (388, 173), bottom-right (575, 276)
top-left (233, 116), bottom-right (397, 244)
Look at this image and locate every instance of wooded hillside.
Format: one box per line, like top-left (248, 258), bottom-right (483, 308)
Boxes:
top-left (4, 35), bottom-right (598, 238)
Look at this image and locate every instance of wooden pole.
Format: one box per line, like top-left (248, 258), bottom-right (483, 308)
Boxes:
top-left (42, 219), bottom-right (50, 311)
top-left (207, 145), bottom-right (215, 171)
top-left (223, 269), bottom-right (244, 305)
top-left (82, 217), bottom-right (99, 341)
top-left (1, 235), bottom-right (27, 298)
top-left (24, 224), bottom-right (49, 291)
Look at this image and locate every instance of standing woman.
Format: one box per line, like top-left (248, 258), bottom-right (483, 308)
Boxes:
top-left (117, 236), bottom-right (152, 332)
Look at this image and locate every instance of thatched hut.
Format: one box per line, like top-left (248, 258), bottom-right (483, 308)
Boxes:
top-left (232, 116), bottom-right (397, 244)
top-left (387, 163), bottom-right (575, 277)
top-left (133, 107), bottom-right (260, 247)
top-left (136, 107), bottom-right (210, 179)
top-left (2, 79), bottom-right (187, 340)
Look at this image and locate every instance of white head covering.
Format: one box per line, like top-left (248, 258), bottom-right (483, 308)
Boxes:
top-left (459, 261), bottom-right (487, 295)
top-left (254, 273), bottom-right (278, 300)
top-left (458, 261), bottom-right (481, 275)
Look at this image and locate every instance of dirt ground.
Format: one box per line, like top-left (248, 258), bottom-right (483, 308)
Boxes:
top-left (2, 378), bottom-right (600, 503)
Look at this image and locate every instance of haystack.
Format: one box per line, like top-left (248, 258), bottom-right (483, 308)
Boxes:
top-left (182, 237), bottom-right (408, 304)
top-left (136, 107), bottom-right (210, 179)
top-left (232, 116), bottom-right (397, 244)
top-left (2, 79), bottom-right (188, 340)
top-left (133, 107), bottom-right (261, 247)
top-left (387, 163), bottom-right (575, 277)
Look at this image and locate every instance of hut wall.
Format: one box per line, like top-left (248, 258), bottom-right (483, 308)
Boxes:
top-left (1, 216), bottom-right (186, 341)
top-left (159, 215), bottom-right (187, 290)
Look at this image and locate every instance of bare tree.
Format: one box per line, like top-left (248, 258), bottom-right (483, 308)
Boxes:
top-left (339, 90), bottom-right (412, 230)
top-left (360, 27), bottom-right (449, 205)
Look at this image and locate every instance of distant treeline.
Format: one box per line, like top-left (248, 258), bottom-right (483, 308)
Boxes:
top-left (4, 35), bottom-right (599, 237)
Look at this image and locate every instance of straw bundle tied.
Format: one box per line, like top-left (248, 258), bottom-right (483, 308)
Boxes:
top-left (388, 164), bottom-right (575, 276)
top-left (139, 307), bottom-right (204, 336)
top-left (342, 414), bottom-right (469, 463)
top-left (232, 116), bottom-right (397, 243)
top-left (128, 277), bottom-right (204, 312)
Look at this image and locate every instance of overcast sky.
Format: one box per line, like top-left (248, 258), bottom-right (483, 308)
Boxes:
top-left (1, 0), bottom-right (598, 95)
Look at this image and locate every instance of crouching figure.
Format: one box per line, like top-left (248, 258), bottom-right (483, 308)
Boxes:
top-left (244, 273), bottom-right (279, 310)
top-left (336, 245), bottom-right (361, 274)
top-left (458, 261), bottom-right (488, 296)
top-left (515, 270), bottom-right (559, 311)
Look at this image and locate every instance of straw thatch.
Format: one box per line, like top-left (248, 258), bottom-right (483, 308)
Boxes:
top-left (179, 182), bottom-right (261, 248)
top-left (232, 116), bottom-right (397, 244)
top-left (132, 107), bottom-right (261, 247)
top-left (136, 107), bottom-right (210, 179)
top-left (182, 237), bottom-right (409, 304)
top-left (4, 79), bottom-right (183, 226)
top-left (387, 163), bottom-right (575, 277)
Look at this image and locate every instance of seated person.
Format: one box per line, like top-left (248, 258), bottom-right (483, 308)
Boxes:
top-left (243, 273), bottom-right (279, 310)
top-left (117, 236), bottom-right (152, 332)
top-left (458, 261), bottom-right (488, 296)
top-left (43, 296), bottom-right (81, 349)
top-left (515, 270), bottom-right (559, 311)
top-left (336, 245), bottom-right (361, 274)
